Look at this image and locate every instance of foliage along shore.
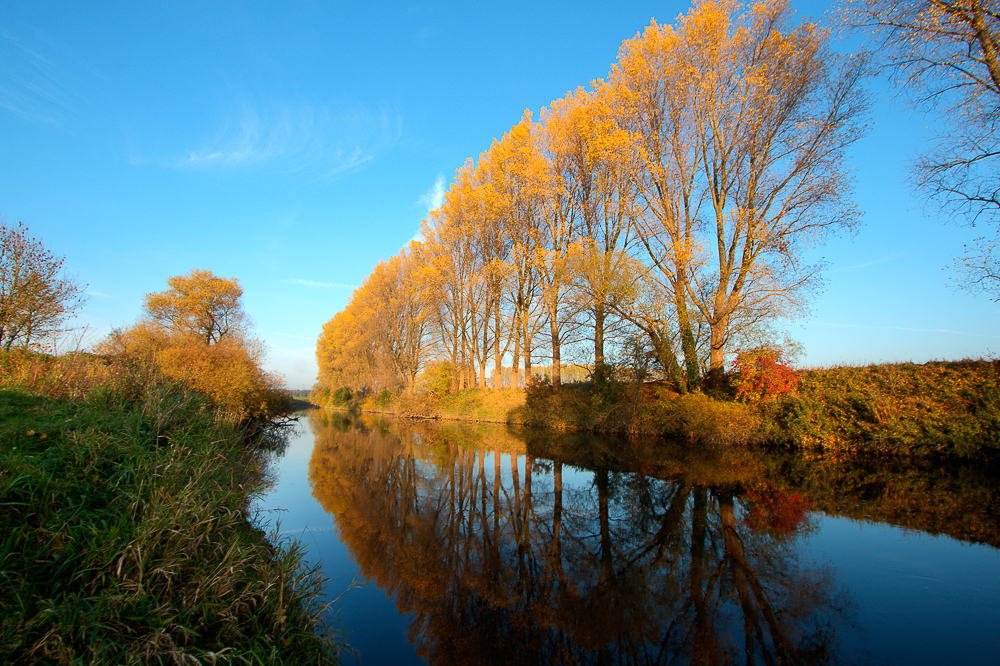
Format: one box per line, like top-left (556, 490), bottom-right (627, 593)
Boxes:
top-left (0, 351), bottom-right (341, 665)
top-left (314, 358), bottom-right (1000, 461)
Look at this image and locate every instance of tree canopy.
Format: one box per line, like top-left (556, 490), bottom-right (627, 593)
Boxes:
top-left (0, 221), bottom-right (85, 352)
top-left (143, 268), bottom-right (247, 345)
top-left (315, 0), bottom-right (867, 398)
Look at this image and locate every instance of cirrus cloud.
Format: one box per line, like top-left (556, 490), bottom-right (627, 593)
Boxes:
top-left (179, 99), bottom-right (400, 181)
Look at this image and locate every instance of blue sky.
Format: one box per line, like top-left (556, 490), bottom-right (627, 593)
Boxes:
top-left (2, 0), bottom-right (998, 388)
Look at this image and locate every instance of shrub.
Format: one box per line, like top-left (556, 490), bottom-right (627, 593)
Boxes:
top-left (590, 362), bottom-right (626, 411)
top-left (732, 347), bottom-right (799, 402)
top-left (417, 360), bottom-right (455, 396)
top-left (154, 339), bottom-right (288, 421)
top-left (332, 386), bottom-right (353, 405)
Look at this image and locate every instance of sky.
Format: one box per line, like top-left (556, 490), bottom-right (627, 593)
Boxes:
top-left (2, 0), bottom-right (998, 389)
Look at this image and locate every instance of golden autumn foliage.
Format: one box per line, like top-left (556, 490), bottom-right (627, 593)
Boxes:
top-left (154, 338), bottom-right (287, 421)
top-left (316, 246), bottom-right (427, 396)
top-left (316, 0), bottom-right (867, 398)
top-left (97, 269), bottom-right (287, 421)
top-left (143, 268), bottom-right (248, 345)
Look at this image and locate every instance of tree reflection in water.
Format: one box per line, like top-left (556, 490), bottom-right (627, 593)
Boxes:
top-left (307, 412), bottom-right (856, 665)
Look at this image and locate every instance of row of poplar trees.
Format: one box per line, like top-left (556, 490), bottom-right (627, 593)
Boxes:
top-left (317, 0), bottom-right (868, 396)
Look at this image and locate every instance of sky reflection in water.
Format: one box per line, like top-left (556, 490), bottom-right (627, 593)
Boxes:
top-left (257, 411), bottom-right (1000, 665)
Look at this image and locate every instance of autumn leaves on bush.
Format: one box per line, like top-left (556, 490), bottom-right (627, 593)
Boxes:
top-left (95, 269), bottom-right (287, 421)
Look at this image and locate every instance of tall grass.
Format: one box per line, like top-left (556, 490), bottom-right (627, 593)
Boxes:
top-left (0, 352), bottom-right (341, 664)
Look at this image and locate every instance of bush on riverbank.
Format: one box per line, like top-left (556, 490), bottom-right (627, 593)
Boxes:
top-left (94, 327), bottom-right (291, 423)
top-left (0, 358), bottom-right (340, 664)
top-left (320, 358), bottom-right (1000, 459)
top-left (763, 359), bottom-right (1000, 458)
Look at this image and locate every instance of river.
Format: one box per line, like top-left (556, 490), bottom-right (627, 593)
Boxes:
top-left (256, 409), bottom-right (1000, 665)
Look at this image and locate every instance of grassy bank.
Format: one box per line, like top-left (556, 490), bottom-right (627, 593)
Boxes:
top-left (319, 358), bottom-right (1000, 459)
top-left (0, 354), bottom-right (340, 664)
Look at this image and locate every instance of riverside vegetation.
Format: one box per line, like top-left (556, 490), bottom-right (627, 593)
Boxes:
top-left (312, 357), bottom-right (1000, 461)
top-left (311, 1), bottom-right (998, 466)
top-left (0, 350), bottom-right (342, 664)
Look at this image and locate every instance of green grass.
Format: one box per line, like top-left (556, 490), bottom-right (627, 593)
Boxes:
top-left (0, 385), bottom-right (341, 664)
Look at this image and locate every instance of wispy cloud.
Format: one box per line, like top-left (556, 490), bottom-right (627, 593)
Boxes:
top-left (838, 254), bottom-right (900, 270)
top-left (0, 26), bottom-right (98, 129)
top-left (86, 290), bottom-right (119, 299)
top-left (409, 173), bottom-right (446, 244)
top-left (179, 100), bottom-right (399, 180)
top-left (282, 278), bottom-right (355, 289)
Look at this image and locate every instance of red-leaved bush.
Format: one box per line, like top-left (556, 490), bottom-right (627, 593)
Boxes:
top-left (732, 347), bottom-right (799, 402)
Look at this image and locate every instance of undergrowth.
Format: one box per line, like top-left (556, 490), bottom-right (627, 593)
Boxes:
top-left (765, 359), bottom-right (1000, 458)
top-left (318, 358), bottom-right (1000, 459)
top-left (0, 353), bottom-right (341, 664)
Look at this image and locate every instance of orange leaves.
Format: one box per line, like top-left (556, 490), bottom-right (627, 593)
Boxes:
top-left (317, 247), bottom-right (428, 395)
top-left (315, 0), bottom-right (867, 393)
top-left (143, 269), bottom-right (246, 346)
top-left (97, 269), bottom-right (284, 421)
top-left (155, 337), bottom-right (283, 421)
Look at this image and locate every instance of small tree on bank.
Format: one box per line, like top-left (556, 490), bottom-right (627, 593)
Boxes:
top-left (97, 269), bottom-right (286, 421)
top-left (0, 220), bottom-right (85, 352)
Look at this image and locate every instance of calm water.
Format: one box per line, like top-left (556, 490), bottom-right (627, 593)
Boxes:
top-left (257, 410), bottom-right (1000, 665)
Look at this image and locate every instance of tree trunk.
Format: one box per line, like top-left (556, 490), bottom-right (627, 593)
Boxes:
top-left (493, 298), bottom-right (502, 391)
top-left (522, 313), bottom-right (532, 386)
top-left (550, 320), bottom-right (561, 390)
top-left (674, 282), bottom-right (700, 391)
top-left (706, 314), bottom-right (728, 390)
top-left (511, 320), bottom-right (520, 392)
top-left (594, 300), bottom-right (606, 367)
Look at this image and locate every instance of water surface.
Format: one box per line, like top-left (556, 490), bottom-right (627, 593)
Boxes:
top-left (257, 411), bottom-right (1000, 665)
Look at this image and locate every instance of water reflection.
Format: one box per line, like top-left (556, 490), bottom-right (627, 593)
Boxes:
top-left (307, 412), bottom-right (859, 665)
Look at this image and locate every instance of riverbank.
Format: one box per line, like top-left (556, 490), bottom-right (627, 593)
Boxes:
top-left (318, 358), bottom-right (1000, 459)
top-left (0, 354), bottom-right (340, 664)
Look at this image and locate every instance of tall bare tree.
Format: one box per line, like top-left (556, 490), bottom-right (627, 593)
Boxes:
top-left (689, 0), bottom-right (868, 386)
top-left (850, 0), bottom-right (1000, 298)
top-left (617, 0), bottom-right (867, 387)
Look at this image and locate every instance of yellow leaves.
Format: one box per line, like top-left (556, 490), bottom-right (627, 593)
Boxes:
top-left (143, 269), bottom-right (246, 345)
top-left (95, 269), bottom-right (284, 420)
